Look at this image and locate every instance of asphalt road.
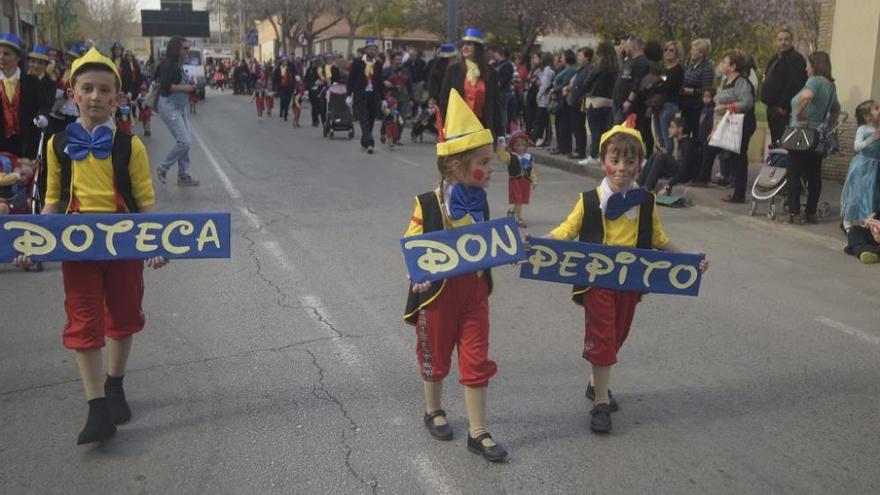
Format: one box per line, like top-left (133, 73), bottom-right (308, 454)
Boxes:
top-left (2, 91), bottom-right (879, 495)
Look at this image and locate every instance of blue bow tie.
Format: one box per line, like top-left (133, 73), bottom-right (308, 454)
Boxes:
top-left (605, 188), bottom-right (645, 220)
top-left (448, 184), bottom-right (487, 222)
top-left (65, 122), bottom-right (113, 161)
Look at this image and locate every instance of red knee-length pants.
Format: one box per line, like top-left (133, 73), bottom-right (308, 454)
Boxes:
top-left (62, 260), bottom-right (145, 350)
top-left (415, 273), bottom-right (497, 386)
top-left (583, 288), bottom-right (640, 366)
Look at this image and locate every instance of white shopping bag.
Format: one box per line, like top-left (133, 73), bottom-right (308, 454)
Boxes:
top-left (709, 111), bottom-right (745, 154)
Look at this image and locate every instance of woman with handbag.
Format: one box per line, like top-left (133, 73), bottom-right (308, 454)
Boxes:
top-left (784, 51), bottom-right (840, 224)
top-left (710, 49), bottom-right (756, 204)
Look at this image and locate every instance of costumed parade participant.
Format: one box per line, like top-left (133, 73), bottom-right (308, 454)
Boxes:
top-left (14, 48), bottom-right (168, 445)
top-left (440, 28), bottom-right (503, 140)
top-left (51, 43), bottom-right (88, 135)
top-left (427, 44), bottom-right (456, 104)
top-left (348, 38), bottom-right (384, 154)
top-left (253, 74), bottom-right (268, 121)
top-left (0, 33), bottom-right (49, 159)
top-left (136, 81), bottom-right (152, 136)
top-left (28, 44), bottom-right (56, 108)
top-left (403, 89), bottom-right (508, 462)
top-left (497, 128), bottom-right (536, 228)
top-left (545, 116), bottom-right (709, 434)
top-left (382, 96), bottom-right (404, 150)
top-left (115, 93), bottom-right (133, 134)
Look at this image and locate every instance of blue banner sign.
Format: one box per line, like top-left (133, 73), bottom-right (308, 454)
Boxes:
top-left (1, 213), bottom-right (231, 262)
top-left (519, 237), bottom-right (704, 296)
top-left (401, 217), bottom-right (526, 284)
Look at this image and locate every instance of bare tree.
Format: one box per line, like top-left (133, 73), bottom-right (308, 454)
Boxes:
top-left (793, 0), bottom-right (822, 52)
top-left (39, 0), bottom-right (82, 48)
top-left (80, 0), bottom-right (138, 46)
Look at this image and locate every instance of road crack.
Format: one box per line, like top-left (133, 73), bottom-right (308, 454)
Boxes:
top-left (305, 348), bottom-right (378, 494)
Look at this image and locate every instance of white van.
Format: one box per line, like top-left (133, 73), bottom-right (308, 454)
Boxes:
top-left (182, 48), bottom-right (207, 99)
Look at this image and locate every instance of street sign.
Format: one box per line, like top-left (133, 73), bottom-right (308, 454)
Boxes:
top-left (247, 28), bottom-right (259, 47)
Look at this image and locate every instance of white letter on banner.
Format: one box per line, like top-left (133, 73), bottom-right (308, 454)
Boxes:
top-left (135, 222), bottom-right (162, 252)
top-left (669, 264), bottom-right (699, 290)
top-left (639, 258), bottom-right (672, 288)
top-left (490, 225), bottom-right (518, 257)
top-left (162, 221), bottom-right (194, 255)
top-left (528, 244), bottom-right (558, 275)
top-left (61, 225), bottom-right (95, 253)
top-left (403, 240), bottom-right (460, 274)
top-left (585, 252), bottom-right (614, 283)
top-left (457, 234), bottom-right (487, 262)
top-left (615, 251), bottom-right (638, 285)
top-left (559, 251), bottom-right (585, 277)
top-left (97, 220), bottom-right (134, 256)
top-left (197, 220), bottom-right (221, 251)
top-left (4, 221), bottom-right (57, 256)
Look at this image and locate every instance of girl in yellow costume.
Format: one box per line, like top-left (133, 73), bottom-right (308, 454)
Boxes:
top-left (403, 89), bottom-right (507, 462)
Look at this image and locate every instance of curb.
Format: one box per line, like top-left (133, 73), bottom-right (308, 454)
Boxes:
top-left (530, 150), bottom-right (605, 182)
top-left (530, 149), bottom-right (848, 249)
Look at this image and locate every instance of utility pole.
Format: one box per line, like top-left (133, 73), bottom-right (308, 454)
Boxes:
top-left (238, 0), bottom-right (244, 59)
top-left (446, 0), bottom-right (458, 44)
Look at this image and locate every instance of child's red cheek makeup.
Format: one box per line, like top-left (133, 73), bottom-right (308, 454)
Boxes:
top-left (472, 169), bottom-right (485, 181)
top-left (603, 163), bottom-right (615, 175)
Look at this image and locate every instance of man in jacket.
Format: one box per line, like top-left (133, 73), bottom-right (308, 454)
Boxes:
top-left (495, 48), bottom-right (515, 134)
top-left (760, 29), bottom-right (807, 145)
top-left (564, 47), bottom-right (594, 159)
top-left (348, 38), bottom-right (384, 154)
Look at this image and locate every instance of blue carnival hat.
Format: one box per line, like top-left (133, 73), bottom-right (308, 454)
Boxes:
top-left (29, 44), bottom-right (51, 62)
top-left (364, 37), bottom-right (378, 49)
top-left (0, 33), bottom-right (24, 56)
top-left (438, 43), bottom-right (457, 58)
top-left (66, 43), bottom-right (87, 59)
top-left (461, 27), bottom-right (485, 45)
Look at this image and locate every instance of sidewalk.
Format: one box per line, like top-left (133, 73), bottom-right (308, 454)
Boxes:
top-left (531, 148), bottom-right (848, 246)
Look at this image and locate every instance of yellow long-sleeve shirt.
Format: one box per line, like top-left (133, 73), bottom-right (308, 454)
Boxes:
top-left (45, 132), bottom-right (155, 213)
top-left (549, 186), bottom-right (669, 248)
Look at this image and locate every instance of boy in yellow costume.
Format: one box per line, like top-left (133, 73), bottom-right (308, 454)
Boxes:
top-left (16, 48), bottom-right (168, 445)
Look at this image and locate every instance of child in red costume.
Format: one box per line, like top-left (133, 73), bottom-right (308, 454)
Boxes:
top-left (403, 89), bottom-right (508, 463)
top-left (545, 118), bottom-right (709, 433)
top-left (15, 48), bottom-right (168, 445)
top-left (497, 128), bottom-right (536, 228)
top-left (136, 82), bottom-right (152, 137)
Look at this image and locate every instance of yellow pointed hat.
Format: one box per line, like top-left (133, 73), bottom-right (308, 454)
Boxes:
top-left (69, 47), bottom-right (121, 86)
top-left (436, 89), bottom-right (494, 156)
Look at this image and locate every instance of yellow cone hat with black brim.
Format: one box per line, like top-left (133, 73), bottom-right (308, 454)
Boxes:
top-left (69, 47), bottom-right (121, 86)
top-left (436, 89), bottom-right (493, 157)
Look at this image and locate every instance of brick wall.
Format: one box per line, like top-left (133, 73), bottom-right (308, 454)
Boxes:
top-left (818, 0), bottom-right (852, 182)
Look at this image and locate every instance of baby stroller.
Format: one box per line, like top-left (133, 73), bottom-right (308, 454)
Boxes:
top-left (749, 113), bottom-right (848, 220)
top-left (323, 83), bottom-right (355, 140)
top-left (3, 133), bottom-right (45, 271)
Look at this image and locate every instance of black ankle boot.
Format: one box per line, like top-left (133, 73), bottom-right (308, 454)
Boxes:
top-left (77, 398), bottom-right (117, 445)
top-left (104, 376), bottom-right (131, 425)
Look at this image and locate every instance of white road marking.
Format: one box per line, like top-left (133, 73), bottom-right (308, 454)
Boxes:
top-left (397, 157), bottom-right (423, 168)
top-left (261, 240), bottom-right (294, 271)
top-left (816, 316), bottom-right (880, 346)
top-left (191, 126), bottom-right (262, 230)
top-left (193, 121), bottom-right (454, 489)
top-left (409, 454), bottom-right (458, 495)
top-left (299, 294), bottom-right (364, 369)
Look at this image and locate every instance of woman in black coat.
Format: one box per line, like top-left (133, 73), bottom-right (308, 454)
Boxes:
top-left (439, 28), bottom-right (503, 139)
top-left (0, 33), bottom-right (47, 159)
top-left (120, 51), bottom-right (144, 114)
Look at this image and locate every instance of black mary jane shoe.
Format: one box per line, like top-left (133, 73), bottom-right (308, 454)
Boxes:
top-left (585, 383), bottom-right (619, 412)
top-left (423, 410), bottom-right (453, 441)
top-left (467, 432), bottom-right (508, 462)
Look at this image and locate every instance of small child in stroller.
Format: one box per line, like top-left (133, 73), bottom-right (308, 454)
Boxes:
top-left (0, 152), bottom-right (34, 215)
top-left (411, 97), bottom-right (439, 143)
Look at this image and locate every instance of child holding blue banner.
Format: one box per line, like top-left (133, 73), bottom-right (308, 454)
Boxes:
top-left (545, 117), bottom-right (709, 434)
top-left (403, 88), bottom-right (508, 463)
top-left (15, 48), bottom-right (168, 445)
